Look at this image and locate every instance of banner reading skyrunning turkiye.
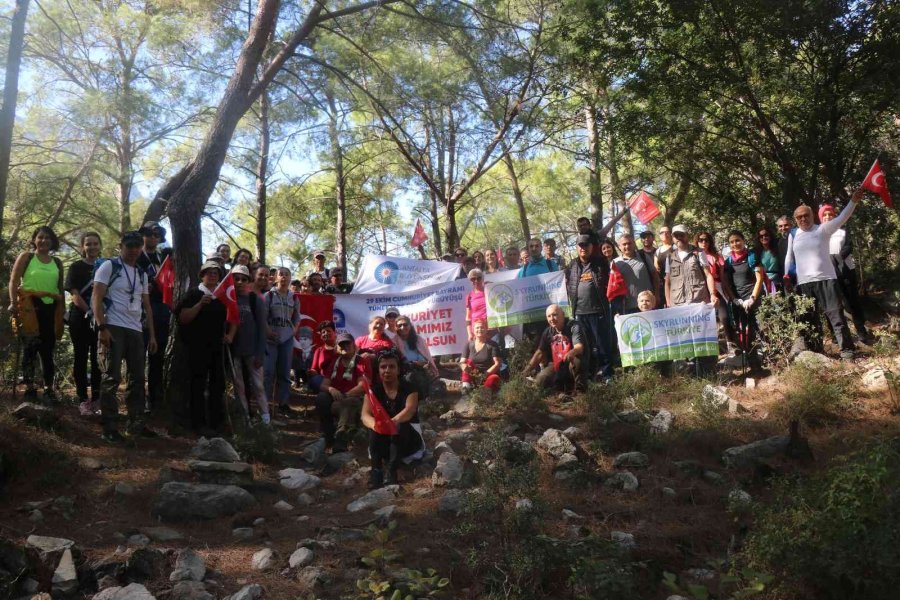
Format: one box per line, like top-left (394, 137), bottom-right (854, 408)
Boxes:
top-left (484, 271), bottom-right (570, 328)
top-left (333, 279), bottom-right (468, 356)
top-left (351, 255), bottom-right (462, 294)
top-left (614, 303), bottom-right (718, 366)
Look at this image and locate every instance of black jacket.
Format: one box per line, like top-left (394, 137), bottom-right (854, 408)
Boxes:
top-left (566, 256), bottom-right (611, 315)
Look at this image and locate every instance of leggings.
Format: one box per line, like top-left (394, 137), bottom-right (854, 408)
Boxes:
top-left (22, 299), bottom-right (56, 388)
top-left (68, 309), bottom-right (99, 401)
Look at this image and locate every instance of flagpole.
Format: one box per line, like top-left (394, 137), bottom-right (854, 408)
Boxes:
top-left (416, 244), bottom-right (427, 260)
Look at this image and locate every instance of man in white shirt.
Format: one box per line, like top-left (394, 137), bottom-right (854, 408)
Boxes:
top-left (783, 188), bottom-right (863, 358)
top-left (92, 231), bottom-right (157, 442)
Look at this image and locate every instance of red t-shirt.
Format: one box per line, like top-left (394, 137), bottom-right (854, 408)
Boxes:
top-left (310, 345), bottom-right (339, 376)
top-left (355, 335), bottom-right (395, 353)
top-left (329, 355), bottom-right (372, 394)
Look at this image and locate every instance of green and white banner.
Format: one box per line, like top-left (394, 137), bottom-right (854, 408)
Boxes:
top-left (484, 271), bottom-right (570, 328)
top-left (614, 303), bottom-right (718, 366)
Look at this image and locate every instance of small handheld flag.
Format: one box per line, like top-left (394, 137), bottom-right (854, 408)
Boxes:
top-left (862, 159), bottom-right (893, 208)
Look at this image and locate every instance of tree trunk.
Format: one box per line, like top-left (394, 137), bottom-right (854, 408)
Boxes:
top-left (665, 175), bottom-right (692, 226)
top-left (502, 148), bottom-right (530, 242)
top-left (255, 90), bottom-right (269, 265)
top-left (326, 89), bottom-right (347, 269)
top-left (116, 135), bottom-right (134, 233)
top-left (585, 103), bottom-right (603, 232)
top-left (606, 132), bottom-right (633, 237)
top-left (445, 197), bottom-right (460, 251)
top-left (0, 0), bottom-right (30, 250)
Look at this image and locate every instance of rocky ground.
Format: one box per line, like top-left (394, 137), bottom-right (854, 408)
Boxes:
top-left (0, 349), bottom-right (897, 600)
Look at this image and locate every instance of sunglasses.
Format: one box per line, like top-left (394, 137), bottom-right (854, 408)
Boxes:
top-left (455, 253), bottom-right (466, 257)
top-left (396, 323), bottom-right (410, 329)
top-left (697, 237), bottom-right (710, 242)
top-left (758, 234), bottom-right (770, 239)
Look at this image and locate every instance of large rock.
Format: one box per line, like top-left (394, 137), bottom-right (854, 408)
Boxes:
top-left (649, 409), bottom-right (674, 434)
top-left (288, 547), bottom-right (315, 569)
top-left (190, 437), bottom-right (241, 463)
top-left (346, 486), bottom-right (399, 513)
top-left (51, 548), bottom-right (78, 595)
top-left (187, 461), bottom-right (254, 486)
top-left (169, 549), bottom-right (206, 582)
top-left (277, 469), bottom-right (321, 492)
top-left (537, 429), bottom-right (575, 459)
top-left (12, 402), bottom-right (59, 427)
top-left (613, 452), bottom-right (649, 469)
top-left (94, 583), bottom-right (157, 600)
top-left (141, 527), bottom-right (183, 542)
top-left (301, 439), bottom-right (327, 465)
top-left (172, 580), bottom-right (214, 600)
top-left (722, 436), bottom-right (790, 468)
top-left (26, 535), bottom-right (74, 556)
top-left (604, 471), bottom-right (639, 491)
top-left (794, 351), bottom-right (835, 369)
top-left (431, 452), bottom-right (465, 487)
top-left (438, 490), bottom-right (466, 516)
top-left (862, 367), bottom-right (889, 392)
top-left (251, 548), bottom-right (276, 571)
top-left (224, 584), bottom-right (264, 600)
top-left (152, 482), bottom-right (256, 522)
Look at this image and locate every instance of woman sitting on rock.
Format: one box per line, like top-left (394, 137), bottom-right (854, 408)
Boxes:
top-left (460, 319), bottom-right (503, 395)
top-left (361, 350), bottom-right (425, 489)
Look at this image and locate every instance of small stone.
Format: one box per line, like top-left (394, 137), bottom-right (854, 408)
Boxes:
top-left (548, 413), bottom-right (565, 423)
top-left (325, 452), bottom-right (357, 472)
top-left (794, 351), bottom-right (835, 369)
top-left (702, 470), bottom-right (725, 485)
top-left (253, 517), bottom-right (266, 526)
top-left (296, 493), bottom-right (313, 507)
top-left (172, 580), bottom-right (214, 600)
top-left (537, 429), bottom-right (576, 459)
top-left (296, 515), bottom-right (310, 523)
top-left (432, 452), bottom-right (465, 487)
top-left (616, 409), bottom-right (643, 423)
top-left (169, 548), bottom-right (206, 582)
top-left (346, 485), bottom-right (399, 513)
top-left (686, 568), bottom-right (717, 581)
top-left (232, 528), bottom-right (254, 541)
top-left (191, 437), bottom-right (241, 463)
top-left (413, 488), bottom-right (431, 498)
top-left (318, 527), bottom-right (366, 543)
top-left (555, 453), bottom-right (579, 470)
top-left (745, 377), bottom-right (757, 389)
top-left (438, 489), bottom-right (465, 516)
top-left (29, 509), bottom-right (44, 522)
top-left (273, 500), bottom-right (294, 512)
top-left (12, 401), bottom-right (59, 426)
top-left (51, 548), bottom-right (79, 595)
top-left (722, 436), bottom-right (790, 468)
top-left (604, 471), bottom-right (639, 491)
top-left (561, 509), bottom-right (583, 521)
top-left (728, 489), bottom-right (753, 511)
top-left (142, 526), bottom-right (184, 542)
top-left (277, 468), bottom-right (321, 492)
top-left (126, 547), bottom-right (166, 582)
top-left (297, 566), bottom-right (330, 589)
top-left (862, 367), bottom-right (889, 392)
top-left (649, 409), bottom-right (674, 434)
top-left (667, 596), bottom-right (690, 600)
top-left (439, 409), bottom-right (460, 422)
top-left (433, 441), bottom-right (454, 459)
top-left (188, 460), bottom-right (254, 486)
top-left (288, 547), bottom-right (315, 569)
top-left (613, 452), bottom-right (649, 468)
top-left (515, 498), bottom-right (533, 511)
top-left (223, 584), bottom-right (264, 600)
top-left (251, 548), bottom-right (276, 571)
top-left (127, 533), bottom-right (151, 547)
top-left (79, 456), bottom-right (106, 470)
top-left (116, 482), bottom-right (137, 496)
top-left (93, 583), bottom-right (157, 600)
top-left (611, 531), bottom-right (636, 551)
top-left (562, 426), bottom-right (583, 440)
top-left (700, 385), bottom-right (732, 409)
top-left (301, 438), bottom-right (327, 464)
top-left (26, 535), bottom-right (75, 557)
top-left (662, 487), bottom-right (677, 498)
top-left (373, 505), bottom-right (397, 525)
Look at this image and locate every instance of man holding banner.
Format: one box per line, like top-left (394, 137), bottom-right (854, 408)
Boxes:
top-left (566, 234), bottom-right (614, 381)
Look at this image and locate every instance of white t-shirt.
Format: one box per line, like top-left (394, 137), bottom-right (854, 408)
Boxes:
top-left (94, 259), bottom-right (148, 331)
top-left (784, 201), bottom-right (856, 285)
top-left (828, 228), bottom-right (856, 270)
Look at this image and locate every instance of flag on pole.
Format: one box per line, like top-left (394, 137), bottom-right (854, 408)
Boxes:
top-left (862, 159), bottom-right (893, 208)
top-left (627, 190), bottom-right (661, 224)
top-left (212, 271), bottom-right (240, 324)
top-left (497, 247), bottom-right (505, 268)
top-left (410, 218), bottom-right (429, 248)
top-left (155, 255), bottom-right (175, 309)
top-left (362, 378), bottom-right (398, 435)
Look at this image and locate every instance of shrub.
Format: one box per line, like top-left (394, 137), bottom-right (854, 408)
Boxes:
top-left (755, 293), bottom-right (818, 368)
top-left (773, 363), bottom-right (854, 426)
top-left (231, 420), bottom-right (279, 463)
top-left (743, 440), bottom-right (900, 600)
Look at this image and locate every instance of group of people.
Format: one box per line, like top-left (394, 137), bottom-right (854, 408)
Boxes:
top-left (6, 188), bottom-right (872, 485)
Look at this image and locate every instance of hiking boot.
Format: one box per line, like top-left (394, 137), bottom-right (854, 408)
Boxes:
top-left (368, 468), bottom-right (384, 490)
top-left (332, 431), bottom-right (348, 454)
top-left (102, 430), bottom-right (126, 444)
top-left (384, 467), bottom-right (399, 487)
top-left (23, 388), bottom-right (38, 400)
top-left (840, 349), bottom-right (855, 360)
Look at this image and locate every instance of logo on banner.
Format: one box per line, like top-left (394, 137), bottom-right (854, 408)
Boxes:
top-left (374, 261), bottom-right (400, 284)
top-left (488, 285), bottom-right (514, 313)
top-left (332, 308), bottom-right (346, 328)
top-left (621, 316), bottom-right (652, 349)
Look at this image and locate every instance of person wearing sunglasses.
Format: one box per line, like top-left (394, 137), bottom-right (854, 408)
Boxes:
top-left (783, 189), bottom-right (864, 359)
top-left (228, 265), bottom-right (269, 424)
top-left (754, 226), bottom-right (782, 294)
top-left (393, 315), bottom-right (438, 401)
top-left (315, 333), bottom-right (370, 453)
top-left (723, 231), bottom-right (765, 372)
top-left (694, 231), bottom-right (736, 352)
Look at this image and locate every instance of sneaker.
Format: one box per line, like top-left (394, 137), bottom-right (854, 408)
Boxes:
top-left (368, 468), bottom-right (384, 490)
top-left (102, 430), bottom-right (126, 444)
top-left (460, 382), bottom-right (472, 396)
top-left (332, 431), bottom-right (349, 454)
top-left (78, 401), bottom-right (94, 417)
top-left (840, 349), bottom-right (855, 360)
top-left (261, 413), bottom-right (271, 425)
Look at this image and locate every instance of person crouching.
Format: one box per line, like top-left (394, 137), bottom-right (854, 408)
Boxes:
top-left (522, 304), bottom-right (586, 393)
top-left (315, 333), bottom-right (370, 453)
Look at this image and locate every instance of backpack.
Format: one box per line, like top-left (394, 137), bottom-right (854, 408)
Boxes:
top-left (92, 258), bottom-right (148, 312)
top-left (522, 258), bottom-right (557, 277)
top-left (550, 333), bottom-right (572, 372)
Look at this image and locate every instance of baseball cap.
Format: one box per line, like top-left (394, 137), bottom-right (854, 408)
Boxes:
top-left (384, 306), bottom-right (401, 318)
top-left (639, 230), bottom-right (655, 239)
top-left (139, 221), bottom-right (166, 239)
top-left (671, 224), bottom-right (688, 236)
top-left (232, 265), bottom-right (251, 278)
top-left (120, 230), bottom-right (143, 246)
top-left (575, 234), bottom-right (594, 246)
top-left (313, 249), bottom-right (325, 258)
top-left (336, 332), bottom-right (354, 345)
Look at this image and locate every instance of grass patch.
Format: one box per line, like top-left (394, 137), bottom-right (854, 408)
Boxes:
top-left (773, 363), bottom-right (855, 426)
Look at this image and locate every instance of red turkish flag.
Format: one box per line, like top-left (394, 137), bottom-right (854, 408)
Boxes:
top-left (212, 271), bottom-right (240, 324)
top-left (410, 218), bottom-right (429, 248)
top-left (362, 377), bottom-right (398, 435)
top-left (627, 190), bottom-right (661, 224)
top-left (862, 159), bottom-right (893, 208)
top-left (155, 255), bottom-right (175, 309)
top-left (294, 293), bottom-right (335, 357)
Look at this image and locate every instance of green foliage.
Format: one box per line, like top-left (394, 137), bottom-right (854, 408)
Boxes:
top-left (662, 562), bottom-right (774, 600)
top-left (230, 421), bottom-right (279, 464)
top-left (478, 375), bottom-right (547, 417)
top-left (355, 521), bottom-right (450, 599)
top-left (755, 293), bottom-right (818, 368)
top-left (774, 363), bottom-right (854, 426)
top-left (743, 440), bottom-right (900, 600)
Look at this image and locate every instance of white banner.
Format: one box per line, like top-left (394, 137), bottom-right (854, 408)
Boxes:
top-left (484, 271), bottom-right (570, 328)
top-left (351, 255), bottom-right (462, 294)
top-left (333, 279), bottom-right (468, 356)
top-left (614, 303), bottom-right (718, 366)
top-left (483, 269), bottom-right (519, 283)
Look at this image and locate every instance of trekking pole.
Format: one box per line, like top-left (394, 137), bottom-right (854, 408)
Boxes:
top-left (221, 344), bottom-right (236, 435)
top-left (223, 345), bottom-right (249, 427)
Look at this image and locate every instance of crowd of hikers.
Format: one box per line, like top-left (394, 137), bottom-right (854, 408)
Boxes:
top-left (6, 187), bottom-right (874, 487)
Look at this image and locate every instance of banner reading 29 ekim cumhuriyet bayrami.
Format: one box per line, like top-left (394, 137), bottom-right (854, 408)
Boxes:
top-left (614, 303), bottom-right (718, 366)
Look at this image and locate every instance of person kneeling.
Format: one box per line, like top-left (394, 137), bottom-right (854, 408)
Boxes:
top-left (362, 351), bottom-right (425, 489)
top-left (523, 304), bottom-right (586, 393)
top-left (315, 333), bottom-right (369, 452)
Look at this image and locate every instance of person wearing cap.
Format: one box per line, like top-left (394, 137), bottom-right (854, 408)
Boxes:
top-left (174, 261), bottom-right (229, 434)
top-left (820, 203), bottom-right (872, 344)
top-left (315, 333), bottom-right (370, 452)
top-left (325, 266), bottom-right (352, 294)
top-left (264, 266), bottom-right (302, 419)
top-left (137, 221), bottom-right (170, 413)
top-left (383, 306), bottom-right (401, 342)
top-left (305, 320), bottom-right (339, 394)
top-left (664, 224), bottom-right (719, 376)
top-left (309, 250), bottom-right (330, 280)
top-left (229, 264), bottom-right (270, 424)
top-left (91, 231), bottom-right (157, 442)
top-left (355, 315), bottom-right (396, 355)
top-left (566, 233), bottom-right (614, 381)
top-left (655, 226), bottom-right (675, 306)
top-left (784, 190), bottom-right (864, 358)
top-left (544, 238), bottom-right (566, 270)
